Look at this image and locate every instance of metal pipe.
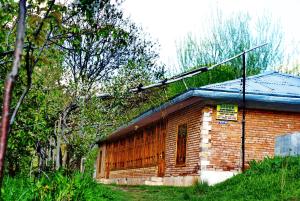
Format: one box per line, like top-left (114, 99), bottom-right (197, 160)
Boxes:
top-left (241, 52), bottom-right (246, 172)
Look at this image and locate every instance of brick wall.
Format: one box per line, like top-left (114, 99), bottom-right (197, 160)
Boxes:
top-left (207, 107), bottom-right (300, 171)
top-left (165, 103), bottom-right (202, 176)
top-left (98, 102), bottom-right (300, 181)
top-left (109, 166), bottom-right (157, 178)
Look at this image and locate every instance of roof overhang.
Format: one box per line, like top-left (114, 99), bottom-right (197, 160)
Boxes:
top-left (104, 90), bottom-right (201, 142)
top-left (194, 88), bottom-right (300, 111)
top-left (99, 88), bottom-right (300, 143)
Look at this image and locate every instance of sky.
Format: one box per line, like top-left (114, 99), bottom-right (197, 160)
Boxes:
top-left (122, 0), bottom-right (300, 74)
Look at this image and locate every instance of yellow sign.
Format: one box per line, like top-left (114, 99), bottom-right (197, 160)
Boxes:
top-left (216, 104), bottom-right (238, 121)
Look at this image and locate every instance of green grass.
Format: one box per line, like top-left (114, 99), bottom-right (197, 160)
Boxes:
top-left (110, 156), bottom-right (300, 201)
top-left (2, 156), bottom-right (300, 201)
top-left (2, 171), bottom-right (127, 201)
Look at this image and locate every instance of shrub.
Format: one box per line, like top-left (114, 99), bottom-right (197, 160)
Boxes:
top-left (2, 171), bottom-right (124, 201)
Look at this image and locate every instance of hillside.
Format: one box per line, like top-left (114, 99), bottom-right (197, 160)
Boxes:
top-left (113, 156), bottom-right (300, 201)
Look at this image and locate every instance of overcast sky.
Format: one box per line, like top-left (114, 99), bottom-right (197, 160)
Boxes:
top-left (122, 0), bottom-right (300, 74)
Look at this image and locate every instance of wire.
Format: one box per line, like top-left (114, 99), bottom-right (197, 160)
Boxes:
top-left (98, 43), bottom-right (268, 98)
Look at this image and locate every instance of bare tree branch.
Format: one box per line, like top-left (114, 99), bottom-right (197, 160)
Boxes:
top-left (33, 0), bottom-right (56, 38)
top-left (9, 44), bottom-right (32, 128)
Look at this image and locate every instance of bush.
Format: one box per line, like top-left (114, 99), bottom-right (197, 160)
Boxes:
top-left (2, 171), bottom-right (124, 201)
top-left (246, 156), bottom-right (300, 175)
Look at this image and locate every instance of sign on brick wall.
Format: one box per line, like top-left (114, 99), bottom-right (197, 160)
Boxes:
top-left (216, 104), bottom-right (238, 121)
top-left (275, 133), bottom-right (300, 156)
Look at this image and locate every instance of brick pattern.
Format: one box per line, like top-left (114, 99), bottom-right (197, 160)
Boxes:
top-left (109, 166), bottom-right (157, 178)
top-left (208, 107), bottom-right (300, 171)
top-left (165, 103), bottom-right (202, 176)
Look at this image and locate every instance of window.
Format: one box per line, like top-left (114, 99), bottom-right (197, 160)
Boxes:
top-left (176, 124), bottom-right (187, 165)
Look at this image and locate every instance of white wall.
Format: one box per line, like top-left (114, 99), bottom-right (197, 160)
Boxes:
top-left (201, 170), bottom-right (237, 185)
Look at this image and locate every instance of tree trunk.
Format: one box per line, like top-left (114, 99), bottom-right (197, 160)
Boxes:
top-left (61, 144), bottom-right (67, 168)
top-left (56, 117), bottom-right (62, 170)
top-left (0, 0), bottom-right (26, 187)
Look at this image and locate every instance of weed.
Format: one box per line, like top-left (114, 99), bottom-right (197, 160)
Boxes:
top-left (193, 181), bottom-right (209, 195)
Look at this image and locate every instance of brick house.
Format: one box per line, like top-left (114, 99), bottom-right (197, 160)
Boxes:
top-left (95, 71), bottom-right (300, 186)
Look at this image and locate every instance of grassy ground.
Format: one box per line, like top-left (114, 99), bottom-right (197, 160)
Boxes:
top-left (107, 156), bottom-right (300, 201)
top-left (2, 172), bottom-right (128, 201)
top-left (2, 156), bottom-right (300, 200)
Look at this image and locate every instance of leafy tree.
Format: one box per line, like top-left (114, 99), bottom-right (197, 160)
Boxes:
top-left (6, 62), bottom-right (65, 176)
top-left (0, 0), bottom-right (66, 182)
top-left (0, 0), bottom-right (27, 186)
top-left (50, 0), bottom-right (164, 169)
top-left (0, 0), bottom-right (163, 178)
top-left (177, 12), bottom-right (284, 76)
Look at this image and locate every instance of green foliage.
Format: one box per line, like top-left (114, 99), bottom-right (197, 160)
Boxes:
top-left (193, 181), bottom-right (209, 195)
top-left (3, 149), bottom-right (122, 200)
top-left (6, 60), bottom-right (66, 175)
top-left (99, 156), bottom-right (300, 201)
top-left (2, 172), bottom-right (126, 201)
top-left (167, 65), bottom-right (238, 98)
top-left (200, 156), bottom-right (300, 201)
top-left (1, 0), bottom-right (163, 175)
top-left (177, 11), bottom-right (283, 74)
top-left (246, 156), bottom-right (300, 175)
top-left (2, 157), bottom-right (300, 201)
top-left (173, 11), bottom-right (284, 103)
top-left (48, 0), bottom-right (165, 168)
top-left (163, 13), bottom-right (283, 114)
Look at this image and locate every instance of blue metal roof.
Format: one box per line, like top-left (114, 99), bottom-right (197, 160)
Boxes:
top-left (103, 71), bottom-right (300, 142)
top-left (201, 71), bottom-right (300, 97)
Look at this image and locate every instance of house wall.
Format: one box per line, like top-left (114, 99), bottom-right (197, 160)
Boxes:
top-left (100, 120), bottom-right (166, 182)
top-left (200, 105), bottom-right (300, 184)
top-left (97, 102), bottom-right (300, 186)
top-left (109, 166), bottom-right (158, 179)
top-left (165, 103), bottom-right (203, 177)
top-left (97, 103), bottom-right (203, 186)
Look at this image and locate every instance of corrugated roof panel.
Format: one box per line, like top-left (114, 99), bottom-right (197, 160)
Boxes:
top-left (202, 71), bottom-right (300, 97)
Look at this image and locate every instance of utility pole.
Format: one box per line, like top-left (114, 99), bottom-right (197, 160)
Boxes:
top-left (241, 52), bottom-right (246, 172)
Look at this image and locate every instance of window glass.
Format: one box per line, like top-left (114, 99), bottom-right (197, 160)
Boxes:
top-left (176, 124), bottom-right (187, 165)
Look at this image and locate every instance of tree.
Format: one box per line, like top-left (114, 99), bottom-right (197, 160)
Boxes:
top-left (0, 0), bottom-right (27, 186)
top-left (50, 0), bottom-right (163, 169)
top-left (6, 62), bottom-right (65, 176)
top-left (177, 12), bottom-right (284, 76)
top-left (0, 0), bottom-right (65, 183)
top-left (0, 0), bottom-right (163, 179)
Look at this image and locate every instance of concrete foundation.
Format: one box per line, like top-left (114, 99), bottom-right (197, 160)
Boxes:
top-left (97, 170), bottom-right (238, 186)
top-left (97, 175), bottom-right (200, 186)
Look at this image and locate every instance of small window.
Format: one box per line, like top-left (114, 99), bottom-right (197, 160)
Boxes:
top-left (176, 124), bottom-right (187, 165)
